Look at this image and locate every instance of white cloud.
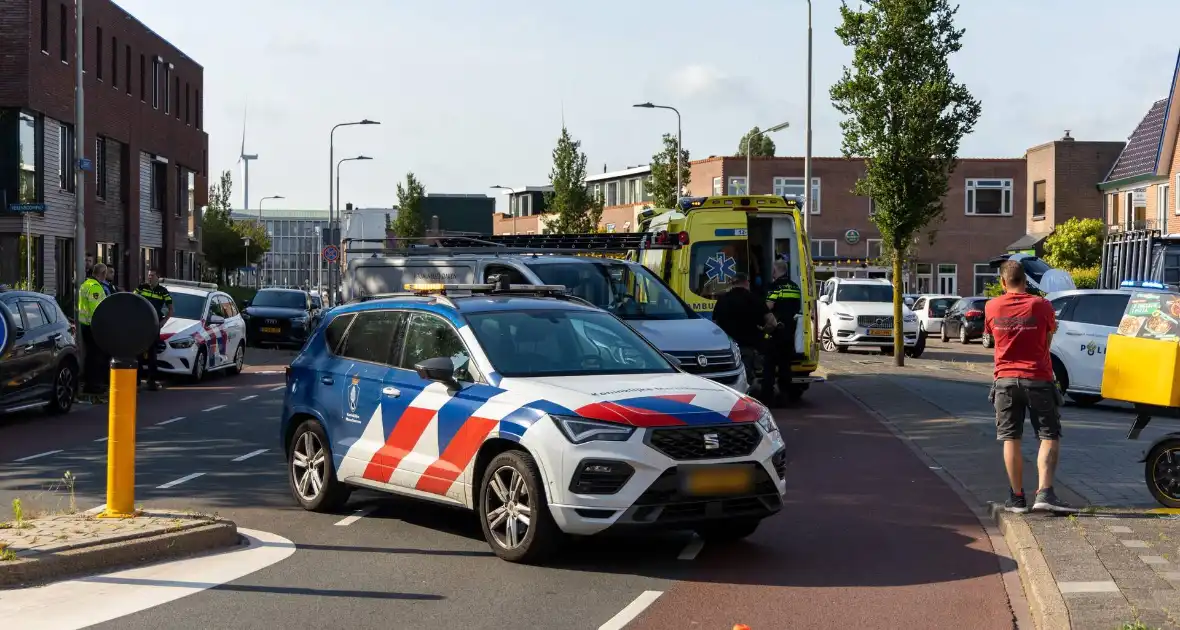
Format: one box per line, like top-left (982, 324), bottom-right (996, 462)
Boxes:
top-left (668, 64), bottom-right (729, 99)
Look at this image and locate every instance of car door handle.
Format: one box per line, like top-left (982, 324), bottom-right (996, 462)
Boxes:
top-left (1065, 331), bottom-right (1083, 336)
top-left (320, 376), bottom-right (334, 385)
top-left (382, 386), bottom-right (401, 397)
top-left (49, 333), bottom-right (62, 341)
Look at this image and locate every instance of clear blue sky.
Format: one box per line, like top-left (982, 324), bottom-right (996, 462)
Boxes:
top-left (116, 0), bottom-right (1180, 213)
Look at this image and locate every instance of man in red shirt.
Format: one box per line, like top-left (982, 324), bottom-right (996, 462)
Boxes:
top-left (984, 261), bottom-right (1077, 514)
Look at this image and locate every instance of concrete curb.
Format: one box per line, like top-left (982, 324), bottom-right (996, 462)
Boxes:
top-left (990, 506), bottom-right (1070, 630)
top-left (0, 520), bottom-right (240, 589)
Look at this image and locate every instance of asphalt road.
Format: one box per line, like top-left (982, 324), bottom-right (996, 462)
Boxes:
top-left (0, 349), bottom-right (1017, 629)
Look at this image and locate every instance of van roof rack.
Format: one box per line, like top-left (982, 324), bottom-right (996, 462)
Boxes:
top-left (343, 233), bottom-right (682, 257)
top-left (161, 278), bottom-right (219, 290)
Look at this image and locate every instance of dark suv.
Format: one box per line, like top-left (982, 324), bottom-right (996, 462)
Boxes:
top-left (243, 288), bottom-right (321, 346)
top-left (0, 290), bottom-right (79, 415)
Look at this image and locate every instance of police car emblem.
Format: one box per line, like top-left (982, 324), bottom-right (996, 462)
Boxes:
top-left (696, 355), bottom-right (708, 367)
top-left (703, 433), bottom-right (720, 450)
top-left (347, 376), bottom-right (360, 412)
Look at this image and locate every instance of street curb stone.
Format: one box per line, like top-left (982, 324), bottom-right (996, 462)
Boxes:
top-left (0, 520), bottom-right (239, 588)
top-left (991, 505), bottom-right (1071, 630)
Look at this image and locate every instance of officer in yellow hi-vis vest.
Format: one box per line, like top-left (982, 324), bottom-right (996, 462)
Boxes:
top-left (78, 263), bottom-right (109, 397)
top-left (761, 259), bottom-right (802, 406)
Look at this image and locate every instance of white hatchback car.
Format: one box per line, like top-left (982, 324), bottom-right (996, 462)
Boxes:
top-left (1044, 289), bottom-right (1131, 406)
top-left (911, 294), bottom-right (960, 335)
top-left (157, 280), bottom-right (248, 381)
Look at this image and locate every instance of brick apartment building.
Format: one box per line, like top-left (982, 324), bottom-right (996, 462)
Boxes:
top-left (0, 0), bottom-right (208, 307)
top-left (1020, 132), bottom-right (1124, 254)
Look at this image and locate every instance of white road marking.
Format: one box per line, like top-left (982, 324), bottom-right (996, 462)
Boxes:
top-left (254, 370), bottom-right (283, 375)
top-left (202, 405), bottom-right (226, 412)
top-left (0, 528), bottom-right (295, 629)
top-left (156, 473), bottom-right (206, 489)
top-left (156, 416), bottom-right (185, 426)
top-left (14, 450), bottom-right (63, 462)
top-left (677, 536), bottom-right (704, 560)
top-left (269, 385), bottom-right (285, 392)
top-left (599, 591), bottom-right (663, 630)
top-left (94, 437), bottom-right (108, 442)
top-left (334, 507), bottom-right (375, 527)
top-left (240, 395), bottom-right (257, 401)
top-left (231, 449), bottom-right (268, 462)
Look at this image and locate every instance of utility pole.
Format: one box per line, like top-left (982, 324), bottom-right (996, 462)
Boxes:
top-left (803, 0), bottom-right (814, 236)
top-left (73, 0), bottom-right (86, 321)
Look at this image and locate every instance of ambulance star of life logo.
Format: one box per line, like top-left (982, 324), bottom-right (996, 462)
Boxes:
top-left (705, 253), bottom-right (737, 283)
top-left (347, 376), bottom-right (360, 413)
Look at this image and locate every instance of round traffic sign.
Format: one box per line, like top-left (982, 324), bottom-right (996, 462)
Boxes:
top-left (322, 246), bottom-right (340, 263)
top-left (91, 293), bottom-right (160, 359)
top-left (0, 301), bottom-right (10, 356)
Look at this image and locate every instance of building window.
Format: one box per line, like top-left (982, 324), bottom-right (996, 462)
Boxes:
top-left (95, 27), bottom-right (103, 80)
top-left (111, 36), bottom-right (118, 87)
top-left (606, 182), bottom-right (618, 206)
top-left (712, 177), bottom-right (722, 196)
top-left (59, 3), bottom-right (68, 63)
top-left (727, 176), bottom-right (747, 195)
top-left (54, 237), bottom-right (75, 312)
top-left (58, 123), bottom-right (74, 192)
top-left (139, 54), bottom-right (145, 101)
top-left (590, 183), bottom-right (601, 202)
top-left (966, 178), bottom-right (1013, 216)
top-left (125, 45), bottom-right (132, 95)
top-left (1032, 180), bottom-right (1047, 219)
top-left (150, 161), bottom-right (165, 211)
top-left (1159, 184), bottom-right (1171, 227)
top-left (185, 83), bottom-right (190, 124)
top-left (195, 90), bottom-right (202, 129)
top-left (772, 177), bottom-right (822, 214)
top-left (973, 263), bottom-right (998, 295)
top-left (40, 0), bottom-right (48, 53)
top-left (868, 198), bottom-right (876, 215)
top-left (915, 263), bottom-right (934, 294)
top-left (152, 57), bottom-right (160, 109)
top-left (187, 170), bottom-right (197, 238)
top-left (866, 239), bottom-right (883, 261)
top-left (18, 112), bottom-right (38, 204)
top-left (175, 165), bottom-right (184, 217)
top-left (937, 263), bottom-right (958, 295)
top-left (624, 178), bottom-right (638, 205)
top-left (95, 137), bottom-right (106, 199)
top-left (810, 239), bottom-right (836, 259)
top-left (173, 75), bottom-right (180, 119)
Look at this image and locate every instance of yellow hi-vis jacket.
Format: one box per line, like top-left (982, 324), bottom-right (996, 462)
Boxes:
top-left (78, 277), bottom-right (105, 325)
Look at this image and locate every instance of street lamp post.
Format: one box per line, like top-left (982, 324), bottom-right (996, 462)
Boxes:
top-left (328, 119), bottom-right (380, 306)
top-left (336, 156), bottom-right (373, 214)
top-left (256, 195), bottom-right (283, 289)
top-left (804, 0), bottom-right (814, 235)
top-left (241, 237), bottom-right (251, 287)
top-left (490, 185), bottom-right (518, 233)
top-left (744, 122), bottom-right (791, 193)
top-left (633, 102), bottom-right (682, 202)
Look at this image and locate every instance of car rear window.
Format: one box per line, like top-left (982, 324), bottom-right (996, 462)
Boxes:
top-left (928, 298), bottom-right (956, 316)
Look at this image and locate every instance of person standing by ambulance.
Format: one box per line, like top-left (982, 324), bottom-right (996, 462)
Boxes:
top-left (761, 260), bottom-right (802, 405)
top-left (78, 263), bottom-right (109, 398)
top-left (134, 269), bottom-right (173, 391)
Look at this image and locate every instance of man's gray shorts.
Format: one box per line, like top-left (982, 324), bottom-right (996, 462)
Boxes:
top-left (990, 377), bottom-right (1062, 441)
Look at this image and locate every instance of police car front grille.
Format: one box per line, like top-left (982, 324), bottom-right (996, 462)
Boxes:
top-left (666, 350), bottom-right (737, 374)
top-left (858, 315), bottom-right (894, 329)
top-left (624, 465), bottom-right (782, 525)
top-left (646, 424), bottom-right (761, 461)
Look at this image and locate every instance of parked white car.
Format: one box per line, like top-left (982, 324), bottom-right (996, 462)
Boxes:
top-left (157, 280), bottom-right (248, 381)
top-left (1045, 288), bottom-right (1131, 406)
top-left (910, 294), bottom-right (960, 335)
top-left (817, 278), bottom-right (922, 356)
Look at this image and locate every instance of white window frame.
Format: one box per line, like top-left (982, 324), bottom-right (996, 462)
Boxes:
top-left (1175, 174), bottom-right (1180, 216)
top-left (973, 263), bottom-right (998, 295)
top-left (915, 263), bottom-right (933, 294)
top-left (965, 178), bottom-right (1014, 216)
top-left (712, 177), bottom-right (723, 196)
top-left (152, 57), bottom-right (161, 110)
top-left (810, 239), bottom-right (836, 259)
top-left (727, 176), bottom-right (747, 195)
top-left (937, 263), bottom-right (958, 295)
top-left (866, 239), bottom-right (883, 260)
top-left (1158, 183), bottom-right (1170, 227)
top-left (868, 198), bottom-right (876, 216)
top-left (772, 177), bottom-right (822, 214)
top-left (519, 194), bottom-right (531, 217)
top-left (606, 182), bottom-right (618, 206)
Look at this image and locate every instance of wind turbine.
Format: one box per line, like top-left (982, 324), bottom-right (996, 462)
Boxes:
top-left (238, 105), bottom-right (258, 214)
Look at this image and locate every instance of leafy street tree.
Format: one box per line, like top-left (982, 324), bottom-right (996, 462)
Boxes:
top-left (1043, 217), bottom-right (1105, 270)
top-left (736, 127), bottom-right (777, 157)
top-left (829, 0), bottom-right (982, 366)
top-left (543, 127), bottom-right (603, 233)
top-left (391, 172), bottom-right (427, 238)
top-left (200, 170), bottom-right (271, 285)
top-left (647, 133), bottom-right (692, 208)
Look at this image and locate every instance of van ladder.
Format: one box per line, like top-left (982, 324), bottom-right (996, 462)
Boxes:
top-left (343, 234), bottom-right (683, 256)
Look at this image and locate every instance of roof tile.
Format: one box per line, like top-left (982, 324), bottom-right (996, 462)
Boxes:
top-left (1105, 98), bottom-right (1169, 183)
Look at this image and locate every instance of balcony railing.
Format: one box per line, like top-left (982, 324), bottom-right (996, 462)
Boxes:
top-left (1107, 218), bottom-right (1161, 233)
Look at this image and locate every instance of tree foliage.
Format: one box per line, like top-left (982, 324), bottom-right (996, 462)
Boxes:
top-left (647, 133), bottom-right (691, 208)
top-left (736, 127), bottom-right (777, 157)
top-left (829, 0), bottom-right (982, 366)
top-left (1043, 217), bottom-right (1105, 270)
top-left (391, 172), bottom-right (427, 238)
top-left (200, 170), bottom-right (271, 285)
top-left (543, 127), bottom-right (602, 233)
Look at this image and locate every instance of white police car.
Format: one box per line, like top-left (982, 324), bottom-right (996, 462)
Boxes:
top-left (281, 282), bottom-right (787, 563)
top-left (156, 280), bottom-right (247, 381)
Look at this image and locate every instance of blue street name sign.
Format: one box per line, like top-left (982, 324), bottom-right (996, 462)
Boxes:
top-left (78, 158), bottom-right (93, 172)
top-left (7, 203), bottom-right (46, 213)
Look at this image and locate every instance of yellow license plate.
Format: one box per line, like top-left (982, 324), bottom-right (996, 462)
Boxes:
top-left (868, 329), bottom-right (892, 336)
top-left (681, 465), bottom-right (755, 497)
top-left (261, 327), bottom-right (281, 333)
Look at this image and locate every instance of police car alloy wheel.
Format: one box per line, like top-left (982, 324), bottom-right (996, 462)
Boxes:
top-left (288, 420), bottom-right (350, 512)
top-left (478, 450), bottom-right (560, 564)
top-left (229, 344), bottom-right (245, 376)
top-left (192, 348), bottom-right (207, 382)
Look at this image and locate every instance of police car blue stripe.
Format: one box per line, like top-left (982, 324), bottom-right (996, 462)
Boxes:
top-left (433, 384), bottom-right (507, 452)
top-left (613, 396), bottom-right (732, 426)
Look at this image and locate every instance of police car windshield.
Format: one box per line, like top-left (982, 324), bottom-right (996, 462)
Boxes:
top-left (251, 290), bottom-right (306, 310)
top-left (836, 284), bottom-right (893, 302)
top-left (465, 309), bottom-right (676, 377)
top-left (170, 292), bottom-right (207, 320)
top-left (524, 262), bottom-right (692, 320)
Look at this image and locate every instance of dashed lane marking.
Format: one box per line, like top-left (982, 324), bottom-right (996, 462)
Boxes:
top-left (202, 405), bottom-right (226, 412)
top-left (14, 449), bottom-right (63, 462)
top-left (231, 449), bottom-right (269, 462)
top-left (599, 591), bottom-right (663, 630)
top-left (156, 416), bottom-right (185, 426)
top-left (334, 507), bottom-right (375, 527)
top-left (269, 385), bottom-right (285, 392)
top-left (240, 395), bottom-right (257, 401)
top-left (95, 437), bottom-right (108, 442)
top-left (157, 472), bottom-right (206, 489)
top-left (677, 536), bottom-right (704, 560)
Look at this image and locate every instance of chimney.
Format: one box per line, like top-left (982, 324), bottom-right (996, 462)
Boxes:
top-left (1062, 130), bottom-right (1075, 142)
top-left (603, 163), bottom-right (607, 173)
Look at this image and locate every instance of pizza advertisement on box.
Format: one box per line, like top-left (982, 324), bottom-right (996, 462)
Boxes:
top-left (1117, 290), bottom-right (1180, 341)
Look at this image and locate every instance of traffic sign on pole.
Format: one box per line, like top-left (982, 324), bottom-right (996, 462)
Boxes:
top-left (322, 245), bottom-right (340, 263)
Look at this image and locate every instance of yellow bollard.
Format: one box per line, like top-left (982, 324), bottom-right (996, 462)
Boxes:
top-left (98, 358), bottom-right (140, 518)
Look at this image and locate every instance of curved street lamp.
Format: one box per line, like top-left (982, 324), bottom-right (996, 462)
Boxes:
top-left (328, 119), bottom-right (380, 304)
top-left (744, 122), bottom-right (790, 192)
top-left (633, 102), bottom-right (682, 202)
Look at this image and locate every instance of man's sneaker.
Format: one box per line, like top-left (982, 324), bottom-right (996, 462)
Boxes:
top-left (1004, 491), bottom-right (1029, 514)
top-left (1033, 488), bottom-right (1079, 514)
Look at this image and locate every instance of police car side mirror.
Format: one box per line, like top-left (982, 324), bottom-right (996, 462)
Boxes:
top-left (208, 314), bottom-right (225, 325)
top-left (415, 357), bottom-right (460, 389)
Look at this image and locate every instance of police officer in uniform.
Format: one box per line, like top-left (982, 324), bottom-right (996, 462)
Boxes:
top-left (78, 263), bottom-right (109, 398)
top-left (134, 269), bottom-right (173, 391)
top-left (761, 260), bottom-right (803, 405)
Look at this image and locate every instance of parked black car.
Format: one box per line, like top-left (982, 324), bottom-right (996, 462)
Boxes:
top-left (941, 296), bottom-right (992, 346)
top-left (0, 289), bottom-right (79, 415)
top-left (242, 288), bottom-right (321, 346)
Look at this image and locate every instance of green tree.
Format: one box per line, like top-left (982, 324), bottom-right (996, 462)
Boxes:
top-left (647, 133), bottom-right (691, 208)
top-left (736, 127), bottom-right (777, 157)
top-left (830, 0), bottom-right (982, 366)
top-left (200, 170), bottom-right (270, 285)
top-left (1043, 217), bottom-right (1105, 270)
top-left (543, 127), bottom-right (603, 233)
top-left (390, 172), bottom-right (426, 238)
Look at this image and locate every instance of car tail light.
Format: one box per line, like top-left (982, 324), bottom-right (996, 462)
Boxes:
top-left (965, 309), bottom-right (984, 318)
top-left (677, 231), bottom-right (690, 245)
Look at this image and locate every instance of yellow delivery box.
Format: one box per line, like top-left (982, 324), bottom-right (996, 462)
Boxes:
top-left (1102, 289), bottom-right (1180, 407)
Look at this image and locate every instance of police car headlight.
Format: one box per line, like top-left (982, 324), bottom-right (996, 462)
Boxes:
top-left (756, 407), bottom-right (780, 436)
top-left (551, 415), bottom-right (636, 444)
top-left (169, 338), bottom-right (195, 349)
top-left (835, 311), bottom-right (855, 321)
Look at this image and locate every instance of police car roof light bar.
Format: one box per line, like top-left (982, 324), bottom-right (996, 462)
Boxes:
top-left (161, 278), bottom-right (219, 290)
